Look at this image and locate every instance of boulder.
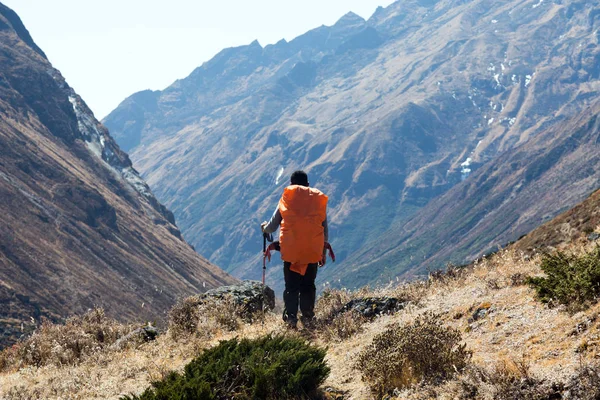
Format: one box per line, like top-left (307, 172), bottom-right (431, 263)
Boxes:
top-left (468, 302), bottom-right (493, 323)
top-left (110, 325), bottom-right (158, 350)
top-left (587, 232), bottom-right (600, 241)
top-left (337, 297), bottom-right (405, 319)
top-left (202, 281), bottom-right (275, 318)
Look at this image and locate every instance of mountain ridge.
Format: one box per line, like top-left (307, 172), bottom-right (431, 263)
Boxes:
top-left (104, 0), bottom-right (600, 290)
top-left (0, 3), bottom-right (235, 347)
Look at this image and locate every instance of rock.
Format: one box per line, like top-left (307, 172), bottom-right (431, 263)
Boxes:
top-left (469, 302), bottom-right (493, 323)
top-left (202, 281), bottom-right (275, 318)
top-left (587, 232), bottom-right (600, 241)
top-left (323, 387), bottom-right (347, 400)
top-left (337, 297), bottom-right (405, 319)
top-left (111, 325), bottom-right (158, 350)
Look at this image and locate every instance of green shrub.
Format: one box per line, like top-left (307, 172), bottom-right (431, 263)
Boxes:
top-left (527, 246), bottom-right (600, 309)
top-left (122, 335), bottom-right (330, 400)
top-left (356, 312), bottom-right (470, 398)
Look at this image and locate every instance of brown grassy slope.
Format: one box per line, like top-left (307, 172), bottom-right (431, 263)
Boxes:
top-left (0, 4), bottom-right (235, 347)
top-left (515, 187), bottom-right (600, 253)
top-left (3, 241), bottom-right (600, 399)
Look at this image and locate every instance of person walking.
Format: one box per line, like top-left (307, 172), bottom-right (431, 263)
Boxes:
top-left (261, 170), bottom-right (328, 329)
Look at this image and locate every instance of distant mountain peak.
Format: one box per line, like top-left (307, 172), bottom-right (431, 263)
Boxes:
top-left (339, 11), bottom-right (365, 22)
top-left (335, 11), bottom-right (366, 26)
top-left (0, 3), bottom-right (46, 58)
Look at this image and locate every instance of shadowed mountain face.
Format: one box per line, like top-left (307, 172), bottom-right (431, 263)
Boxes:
top-left (0, 3), bottom-right (235, 347)
top-left (105, 0), bottom-right (600, 289)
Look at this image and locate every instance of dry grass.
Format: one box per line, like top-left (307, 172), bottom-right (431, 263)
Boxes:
top-left (357, 312), bottom-right (470, 398)
top-left (0, 313), bottom-right (283, 400)
top-left (314, 284), bottom-right (427, 342)
top-left (0, 309), bottom-right (134, 372)
top-left (314, 288), bottom-right (367, 341)
top-left (168, 294), bottom-right (246, 340)
top-left (4, 244), bottom-right (600, 399)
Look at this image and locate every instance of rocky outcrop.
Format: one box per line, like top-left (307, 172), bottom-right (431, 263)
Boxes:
top-left (202, 281), bottom-right (276, 317)
top-left (337, 297), bottom-right (405, 319)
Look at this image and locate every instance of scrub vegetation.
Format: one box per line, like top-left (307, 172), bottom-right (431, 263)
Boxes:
top-left (121, 335), bottom-right (329, 400)
top-left (4, 239), bottom-right (600, 399)
top-left (527, 246), bottom-right (600, 311)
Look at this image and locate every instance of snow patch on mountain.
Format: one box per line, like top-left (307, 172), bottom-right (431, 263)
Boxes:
top-left (68, 95), bottom-right (105, 158)
top-left (275, 167), bottom-right (284, 185)
top-left (121, 167), bottom-right (153, 198)
top-left (461, 158), bottom-right (472, 181)
top-left (68, 95), bottom-right (154, 199)
top-left (525, 74), bottom-right (533, 87)
top-left (46, 68), bottom-right (159, 204)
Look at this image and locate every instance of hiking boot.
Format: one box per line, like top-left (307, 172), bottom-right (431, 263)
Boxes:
top-left (285, 320), bottom-right (298, 330)
top-left (300, 317), bottom-right (316, 331)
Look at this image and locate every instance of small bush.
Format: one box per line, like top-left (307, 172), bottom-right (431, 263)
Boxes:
top-left (321, 310), bottom-right (367, 341)
top-left (168, 295), bottom-right (245, 340)
top-left (451, 360), bottom-right (600, 400)
top-left (391, 280), bottom-right (429, 305)
top-left (168, 296), bottom-right (202, 338)
top-left (0, 309), bottom-right (133, 370)
top-left (477, 360), bottom-right (560, 400)
top-left (314, 289), bottom-right (353, 322)
top-left (527, 246), bottom-right (600, 310)
top-left (314, 289), bottom-right (366, 341)
top-left (429, 263), bottom-right (469, 285)
top-left (0, 344), bottom-right (21, 372)
top-left (121, 335), bottom-right (330, 400)
top-left (566, 363), bottom-right (600, 400)
top-left (356, 312), bottom-right (470, 398)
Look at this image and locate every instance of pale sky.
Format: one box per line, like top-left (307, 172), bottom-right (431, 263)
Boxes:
top-left (4, 0), bottom-right (395, 119)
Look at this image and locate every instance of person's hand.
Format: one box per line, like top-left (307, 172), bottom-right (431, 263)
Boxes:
top-left (261, 221), bottom-right (267, 233)
top-left (320, 249), bottom-right (327, 267)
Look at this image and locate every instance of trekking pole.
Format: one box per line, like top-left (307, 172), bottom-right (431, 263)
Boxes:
top-left (262, 233), bottom-right (267, 285)
top-left (262, 232), bottom-right (273, 285)
top-left (261, 232), bottom-right (274, 324)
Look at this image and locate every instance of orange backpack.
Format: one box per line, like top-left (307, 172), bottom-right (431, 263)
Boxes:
top-left (278, 185), bottom-right (328, 272)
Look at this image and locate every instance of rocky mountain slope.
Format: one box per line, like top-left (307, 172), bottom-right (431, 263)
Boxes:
top-left (340, 100), bottom-right (600, 287)
top-left (515, 186), bottom-right (600, 253)
top-left (0, 3), bottom-right (235, 347)
top-left (105, 0), bottom-right (600, 288)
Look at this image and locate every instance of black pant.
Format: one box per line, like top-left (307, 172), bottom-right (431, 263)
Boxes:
top-left (283, 262), bottom-right (318, 324)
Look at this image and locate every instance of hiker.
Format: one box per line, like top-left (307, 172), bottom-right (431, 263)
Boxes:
top-left (261, 170), bottom-right (328, 329)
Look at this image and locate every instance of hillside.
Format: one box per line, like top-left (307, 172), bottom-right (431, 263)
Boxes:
top-left (515, 187), bottom-right (600, 253)
top-left (105, 0), bottom-right (600, 289)
top-left (2, 187), bottom-right (600, 398)
top-left (341, 100), bottom-right (600, 287)
top-left (0, 3), bottom-right (235, 347)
